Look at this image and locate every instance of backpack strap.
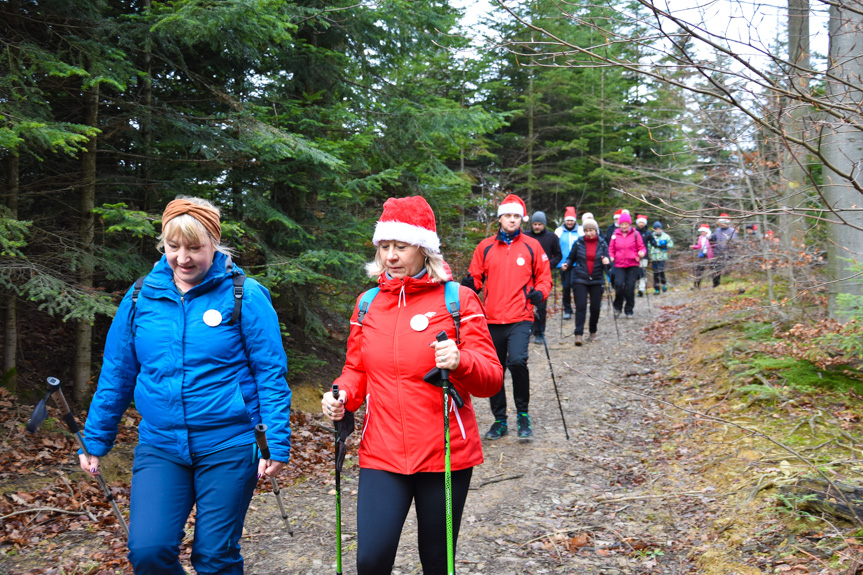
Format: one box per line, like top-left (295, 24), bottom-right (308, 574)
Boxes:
top-left (356, 287), bottom-right (380, 326)
top-left (444, 281), bottom-right (461, 345)
top-left (228, 273), bottom-right (245, 325)
top-left (130, 276), bottom-right (145, 336)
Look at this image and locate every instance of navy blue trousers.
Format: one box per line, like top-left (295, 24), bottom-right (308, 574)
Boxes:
top-left (356, 467), bottom-right (473, 575)
top-left (127, 443), bottom-right (257, 574)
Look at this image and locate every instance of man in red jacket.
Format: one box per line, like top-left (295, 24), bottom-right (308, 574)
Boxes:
top-left (462, 193), bottom-right (553, 440)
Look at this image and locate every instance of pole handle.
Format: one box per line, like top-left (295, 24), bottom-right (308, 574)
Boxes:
top-left (254, 423), bottom-right (271, 460)
top-left (435, 331), bottom-right (449, 382)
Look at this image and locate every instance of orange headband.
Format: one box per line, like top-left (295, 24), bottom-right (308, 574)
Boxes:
top-left (161, 199), bottom-right (221, 242)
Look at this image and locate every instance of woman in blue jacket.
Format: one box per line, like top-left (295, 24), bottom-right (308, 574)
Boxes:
top-left (79, 197), bottom-right (291, 574)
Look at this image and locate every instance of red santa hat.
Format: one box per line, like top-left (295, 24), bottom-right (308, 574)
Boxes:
top-left (613, 209), bottom-right (623, 220)
top-left (372, 196), bottom-right (441, 253)
top-left (498, 193), bottom-right (529, 222)
top-left (636, 214), bottom-right (648, 225)
top-left (564, 206), bottom-right (577, 222)
top-left (698, 223), bottom-right (711, 234)
top-left (717, 213), bottom-right (731, 224)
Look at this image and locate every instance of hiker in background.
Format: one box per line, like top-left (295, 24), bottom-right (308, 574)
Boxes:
top-left (526, 211), bottom-right (562, 344)
top-left (561, 216), bottom-right (609, 345)
top-left (691, 223), bottom-right (714, 289)
top-left (554, 206), bottom-right (581, 320)
top-left (463, 193), bottom-right (553, 441)
top-left (323, 195), bottom-right (502, 574)
top-left (608, 212), bottom-right (646, 319)
top-left (710, 213), bottom-right (738, 287)
top-left (79, 197), bottom-right (291, 574)
top-left (634, 214), bottom-right (656, 297)
top-left (648, 222), bottom-right (674, 294)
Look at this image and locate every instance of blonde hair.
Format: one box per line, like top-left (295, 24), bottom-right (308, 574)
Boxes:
top-left (365, 247), bottom-right (448, 283)
top-left (157, 196), bottom-right (235, 257)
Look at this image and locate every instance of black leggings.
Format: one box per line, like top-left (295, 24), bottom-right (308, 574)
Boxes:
top-left (356, 467), bottom-right (473, 575)
top-left (573, 283), bottom-right (603, 335)
top-left (613, 266), bottom-right (639, 314)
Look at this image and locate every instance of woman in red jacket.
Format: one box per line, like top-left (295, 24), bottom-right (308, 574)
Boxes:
top-left (322, 196), bottom-right (503, 575)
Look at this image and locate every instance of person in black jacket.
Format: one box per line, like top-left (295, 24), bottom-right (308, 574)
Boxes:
top-left (561, 217), bottom-right (610, 345)
top-left (525, 211), bottom-right (562, 344)
top-left (634, 215), bottom-right (657, 297)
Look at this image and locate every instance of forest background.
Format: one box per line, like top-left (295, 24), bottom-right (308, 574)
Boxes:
top-left (1, 0), bottom-right (862, 404)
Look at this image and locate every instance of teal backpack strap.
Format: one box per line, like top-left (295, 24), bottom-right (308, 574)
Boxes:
top-left (356, 287), bottom-right (380, 326)
top-left (444, 281), bottom-right (461, 345)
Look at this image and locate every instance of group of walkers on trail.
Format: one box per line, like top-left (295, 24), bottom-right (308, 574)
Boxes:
top-left (70, 192), bottom-right (744, 574)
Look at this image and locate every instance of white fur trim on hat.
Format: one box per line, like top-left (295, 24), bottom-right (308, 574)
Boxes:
top-left (373, 221), bottom-right (441, 253)
top-left (698, 224), bottom-right (711, 234)
top-left (636, 216), bottom-right (648, 225)
top-left (498, 202), bottom-right (525, 218)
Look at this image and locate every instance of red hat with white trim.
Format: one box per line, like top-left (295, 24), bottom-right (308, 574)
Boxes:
top-left (564, 206), bottom-right (577, 222)
top-left (718, 213), bottom-right (731, 224)
top-left (498, 193), bottom-right (529, 222)
top-left (698, 224), bottom-right (711, 234)
top-left (613, 209), bottom-right (623, 220)
top-left (372, 196), bottom-right (441, 253)
top-left (636, 214), bottom-right (648, 225)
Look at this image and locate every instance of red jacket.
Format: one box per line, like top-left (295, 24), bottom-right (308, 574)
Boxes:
top-left (466, 232), bottom-right (554, 324)
top-left (334, 274), bottom-right (503, 474)
top-left (608, 228), bottom-right (646, 268)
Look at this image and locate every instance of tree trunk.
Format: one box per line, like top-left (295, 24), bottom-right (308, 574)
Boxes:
top-left (73, 83), bottom-right (99, 403)
top-left (823, 2), bottom-right (863, 321)
top-left (3, 154), bottom-right (19, 393)
top-left (780, 0), bottom-right (811, 299)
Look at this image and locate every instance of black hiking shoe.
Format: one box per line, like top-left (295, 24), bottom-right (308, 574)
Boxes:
top-left (517, 413), bottom-right (533, 439)
top-left (485, 420), bottom-right (508, 440)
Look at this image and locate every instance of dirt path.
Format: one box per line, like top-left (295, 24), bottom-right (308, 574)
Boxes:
top-left (242, 291), bottom-right (702, 574)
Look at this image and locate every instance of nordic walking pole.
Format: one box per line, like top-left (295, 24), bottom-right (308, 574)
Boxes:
top-left (603, 269), bottom-right (621, 343)
top-left (332, 384), bottom-right (344, 575)
top-left (254, 424), bottom-right (293, 536)
top-left (540, 337), bottom-right (570, 440)
top-left (556, 274), bottom-right (563, 339)
top-left (435, 330), bottom-right (456, 575)
top-left (26, 377), bottom-right (130, 539)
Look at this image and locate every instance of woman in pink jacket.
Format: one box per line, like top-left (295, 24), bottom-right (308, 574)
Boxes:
top-left (608, 212), bottom-right (646, 318)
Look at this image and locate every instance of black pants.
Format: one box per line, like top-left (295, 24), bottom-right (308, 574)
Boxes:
top-left (573, 283), bottom-right (603, 335)
top-left (712, 251), bottom-right (730, 287)
top-left (357, 468), bottom-right (473, 575)
top-left (694, 259), bottom-right (709, 287)
top-left (532, 298), bottom-right (547, 337)
top-left (560, 268), bottom-right (573, 314)
top-left (651, 260), bottom-right (667, 289)
top-left (488, 321), bottom-right (531, 420)
top-left (612, 266), bottom-right (639, 315)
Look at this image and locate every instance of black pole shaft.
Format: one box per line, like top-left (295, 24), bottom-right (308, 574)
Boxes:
top-left (46, 378), bottom-right (130, 540)
top-left (332, 384), bottom-right (343, 575)
top-left (541, 338), bottom-right (570, 440)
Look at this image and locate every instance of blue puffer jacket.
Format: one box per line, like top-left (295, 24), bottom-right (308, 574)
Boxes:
top-left (83, 252), bottom-right (291, 464)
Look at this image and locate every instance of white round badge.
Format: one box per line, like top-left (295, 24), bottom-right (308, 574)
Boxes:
top-left (516, 257), bottom-right (526, 266)
top-left (203, 309), bottom-right (223, 327)
top-left (410, 314), bottom-right (430, 332)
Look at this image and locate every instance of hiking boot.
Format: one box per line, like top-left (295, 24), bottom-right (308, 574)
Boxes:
top-left (625, 313), bottom-right (634, 319)
top-left (654, 288), bottom-right (660, 295)
top-left (613, 309), bottom-right (621, 319)
top-left (637, 290), bottom-right (644, 297)
top-left (563, 312), bottom-right (572, 320)
top-left (662, 285), bottom-right (668, 293)
top-left (574, 335), bottom-right (583, 346)
top-left (517, 413), bottom-right (533, 439)
top-left (484, 420), bottom-right (508, 440)
top-left (533, 335), bottom-right (544, 345)
top-left (587, 333), bottom-right (597, 343)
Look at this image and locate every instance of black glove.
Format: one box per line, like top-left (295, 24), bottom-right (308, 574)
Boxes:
top-left (527, 288), bottom-right (543, 306)
top-left (460, 274), bottom-right (479, 293)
